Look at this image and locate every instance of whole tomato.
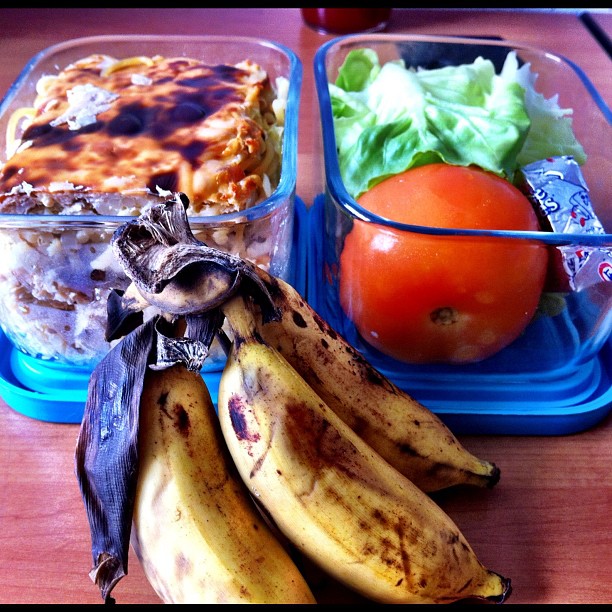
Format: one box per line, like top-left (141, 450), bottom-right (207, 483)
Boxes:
top-left (338, 164), bottom-right (548, 364)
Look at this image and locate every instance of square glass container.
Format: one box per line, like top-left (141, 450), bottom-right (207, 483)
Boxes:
top-left (313, 34), bottom-right (612, 400)
top-left (0, 34), bottom-right (302, 371)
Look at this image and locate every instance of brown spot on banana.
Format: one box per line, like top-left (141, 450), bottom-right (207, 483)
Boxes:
top-left (228, 394), bottom-right (253, 442)
top-left (156, 390), bottom-right (169, 408)
top-left (172, 403), bottom-right (190, 435)
top-left (291, 310), bottom-right (308, 328)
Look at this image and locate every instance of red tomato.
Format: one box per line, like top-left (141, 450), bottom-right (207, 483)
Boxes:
top-left (339, 164), bottom-right (548, 364)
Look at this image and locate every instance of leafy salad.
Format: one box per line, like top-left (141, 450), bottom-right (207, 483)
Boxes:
top-left (329, 48), bottom-right (586, 199)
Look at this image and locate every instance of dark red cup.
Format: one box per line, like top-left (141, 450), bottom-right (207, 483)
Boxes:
top-left (301, 8), bottom-right (391, 35)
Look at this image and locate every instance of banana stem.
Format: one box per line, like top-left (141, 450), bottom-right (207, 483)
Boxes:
top-left (221, 293), bottom-right (260, 343)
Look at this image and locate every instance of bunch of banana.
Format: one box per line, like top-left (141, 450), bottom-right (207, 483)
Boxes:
top-left (109, 194), bottom-right (500, 494)
top-left (132, 360), bottom-right (316, 604)
top-left (75, 195), bottom-right (511, 604)
top-left (217, 293), bottom-right (510, 604)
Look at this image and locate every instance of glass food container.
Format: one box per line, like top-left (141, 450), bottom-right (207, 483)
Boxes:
top-left (0, 35), bottom-right (302, 376)
top-left (312, 34), bottom-right (612, 432)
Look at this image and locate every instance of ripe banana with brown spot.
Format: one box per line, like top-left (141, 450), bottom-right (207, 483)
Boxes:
top-left (244, 265), bottom-right (500, 493)
top-left (217, 293), bottom-right (512, 604)
top-left (132, 362), bottom-right (316, 604)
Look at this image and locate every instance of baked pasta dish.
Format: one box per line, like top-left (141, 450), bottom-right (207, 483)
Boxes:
top-left (0, 53), bottom-right (291, 366)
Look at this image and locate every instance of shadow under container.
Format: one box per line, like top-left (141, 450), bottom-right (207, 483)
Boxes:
top-left (0, 35), bottom-right (302, 378)
top-left (313, 34), bottom-right (612, 433)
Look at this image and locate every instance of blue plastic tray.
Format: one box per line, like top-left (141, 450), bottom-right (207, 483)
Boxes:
top-left (1, 196), bottom-right (611, 434)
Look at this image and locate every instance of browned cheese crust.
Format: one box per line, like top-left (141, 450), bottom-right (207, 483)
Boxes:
top-left (0, 54), bottom-right (281, 216)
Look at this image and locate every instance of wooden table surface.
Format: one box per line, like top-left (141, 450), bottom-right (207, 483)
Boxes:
top-left (0, 8), bottom-right (610, 605)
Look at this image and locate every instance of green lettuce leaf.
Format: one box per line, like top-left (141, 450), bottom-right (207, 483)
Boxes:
top-left (331, 48), bottom-right (586, 199)
top-left (500, 51), bottom-right (587, 167)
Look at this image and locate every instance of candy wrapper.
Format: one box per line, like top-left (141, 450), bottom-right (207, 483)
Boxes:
top-left (519, 155), bottom-right (612, 292)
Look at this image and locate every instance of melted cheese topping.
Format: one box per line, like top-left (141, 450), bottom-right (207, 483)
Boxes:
top-left (0, 54), bottom-right (284, 215)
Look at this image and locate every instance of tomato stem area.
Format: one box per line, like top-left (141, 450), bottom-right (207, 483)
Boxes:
top-left (430, 307), bottom-right (459, 326)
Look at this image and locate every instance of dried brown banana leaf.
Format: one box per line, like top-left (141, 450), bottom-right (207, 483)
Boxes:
top-left (77, 193), bottom-right (279, 603)
top-left (152, 310), bottom-right (225, 372)
top-left (75, 316), bottom-right (157, 603)
top-left (105, 287), bottom-right (145, 342)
